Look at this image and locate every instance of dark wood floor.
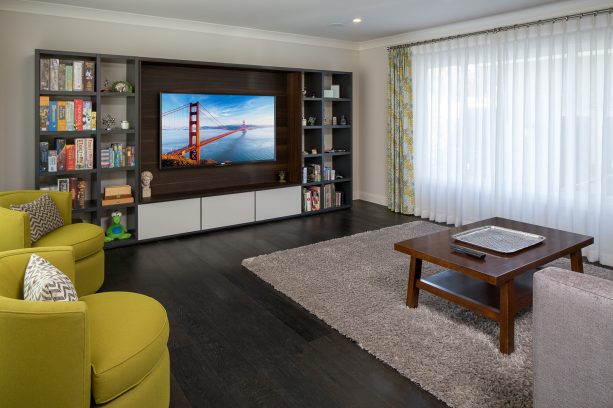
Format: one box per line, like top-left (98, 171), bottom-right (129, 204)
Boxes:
top-left (103, 200), bottom-right (448, 407)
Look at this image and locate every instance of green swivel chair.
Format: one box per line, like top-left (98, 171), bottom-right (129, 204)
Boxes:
top-left (0, 247), bottom-right (170, 407)
top-left (0, 190), bottom-right (104, 295)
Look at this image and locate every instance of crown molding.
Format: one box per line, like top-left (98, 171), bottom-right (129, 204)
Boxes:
top-left (357, 0), bottom-right (613, 50)
top-left (0, 0), bottom-right (360, 51)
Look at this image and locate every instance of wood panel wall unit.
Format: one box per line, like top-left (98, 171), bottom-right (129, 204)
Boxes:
top-left (139, 60), bottom-right (302, 201)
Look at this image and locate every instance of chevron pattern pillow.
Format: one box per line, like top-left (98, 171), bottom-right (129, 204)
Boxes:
top-left (10, 193), bottom-right (64, 243)
top-left (23, 254), bottom-right (78, 301)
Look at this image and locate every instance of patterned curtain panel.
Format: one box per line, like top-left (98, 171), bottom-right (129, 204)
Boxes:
top-left (387, 47), bottom-right (414, 214)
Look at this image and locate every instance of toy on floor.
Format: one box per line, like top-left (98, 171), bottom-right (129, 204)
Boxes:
top-left (105, 210), bottom-right (132, 242)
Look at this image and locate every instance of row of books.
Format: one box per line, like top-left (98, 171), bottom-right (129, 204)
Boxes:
top-left (40, 178), bottom-right (88, 209)
top-left (302, 185), bottom-right (344, 212)
top-left (101, 144), bottom-right (136, 168)
top-left (302, 164), bottom-right (321, 183)
top-left (40, 97), bottom-right (96, 132)
top-left (323, 166), bottom-right (336, 181)
top-left (40, 59), bottom-right (95, 92)
top-left (39, 138), bottom-right (95, 173)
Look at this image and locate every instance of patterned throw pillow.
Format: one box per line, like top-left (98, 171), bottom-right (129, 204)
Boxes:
top-left (23, 254), bottom-right (78, 301)
top-left (10, 193), bottom-right (64, 243)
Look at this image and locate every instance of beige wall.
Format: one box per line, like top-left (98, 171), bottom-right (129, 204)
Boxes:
top-left (0, 10), bottom-right (359, 192)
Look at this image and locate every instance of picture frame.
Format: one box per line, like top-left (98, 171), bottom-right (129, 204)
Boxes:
top-left (57, 178), bottom-right (69, 192)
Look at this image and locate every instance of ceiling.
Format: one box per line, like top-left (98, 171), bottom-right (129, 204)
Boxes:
top-left (38, 0), bottom-right (565, 42)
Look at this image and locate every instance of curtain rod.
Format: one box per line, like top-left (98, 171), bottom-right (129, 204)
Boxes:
top-left (388, 7), bottom-right (613, 50)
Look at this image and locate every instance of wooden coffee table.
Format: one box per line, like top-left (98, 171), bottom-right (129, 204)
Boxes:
top-left (394, 217), bottom-right (594, 354)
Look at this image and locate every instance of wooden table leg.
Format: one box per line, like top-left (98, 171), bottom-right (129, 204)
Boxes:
top-left (499, 280), bottom-right (515, 354)
top-left (406, 257), bottom-right (422, 308)
top-left (570, 250), bottom-right (584, 273)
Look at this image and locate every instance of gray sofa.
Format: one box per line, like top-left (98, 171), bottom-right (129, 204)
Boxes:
top-left (533, 267), bottom-right (613, 408)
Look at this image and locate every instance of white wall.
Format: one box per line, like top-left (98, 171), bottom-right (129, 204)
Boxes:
top-left (0, 8), bottom-right (359, 192)
top-left (355, 0), bottom-right (612, 207)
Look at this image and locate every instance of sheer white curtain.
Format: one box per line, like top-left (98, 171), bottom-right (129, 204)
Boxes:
top-left (412, 13), bottom-right (613, 266)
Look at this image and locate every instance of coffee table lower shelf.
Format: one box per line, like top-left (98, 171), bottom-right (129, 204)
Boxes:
top-left (418, 269), bottom-right (536, 323)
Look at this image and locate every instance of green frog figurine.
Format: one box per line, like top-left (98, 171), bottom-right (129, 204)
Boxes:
top-left (105, 210), bottom-right (132, 242)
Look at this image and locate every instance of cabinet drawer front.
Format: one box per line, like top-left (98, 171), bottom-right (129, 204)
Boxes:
top-left (138, 198), bottom-right (200, 240)
top-left (255, 186), bottom-right (301, 221)
top-left (202, 192), bottom-right (255, 230)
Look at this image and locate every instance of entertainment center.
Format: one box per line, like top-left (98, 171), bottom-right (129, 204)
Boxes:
top-left (35, 50), bottom-right (353, 247)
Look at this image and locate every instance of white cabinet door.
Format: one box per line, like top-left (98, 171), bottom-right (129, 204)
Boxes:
top-left (255, 186), bottom-right (301, 221)
top-left (202, 192), bottom-right (255, 230)
top-left (138, 198), bottom-right (201, 240)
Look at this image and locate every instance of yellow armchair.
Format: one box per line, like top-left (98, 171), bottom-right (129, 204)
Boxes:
top-left (0, 190), bottom-right (104, 295)
top-left (0, 247), bottom-right (170, 408)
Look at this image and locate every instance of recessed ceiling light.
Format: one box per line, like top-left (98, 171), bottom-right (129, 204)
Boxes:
top-left (352, 17), bottom-right (362, 24)
top-left (329, 22), bottom-right (344, 27)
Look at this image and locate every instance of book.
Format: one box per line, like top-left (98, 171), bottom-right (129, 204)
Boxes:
top-left (73, 61), bottom-right (83, 91)
top-left (65, 64), bottom-right (73, 91)
top-left (55, 139), bottom-right (66, 171)
top-left (84, 61), bottom-right (95, 92)
top-left (65, 144), bottom-right (76, 171)
top-left (40, 59), bottom-right (50, 91)
top-left (101, 149), bottom-right (110, 168)
top-left (66, 101), bottom-right (74, 131)
top-left (86, 138), bottom-right (94, 169)
top-left (39, 96), bottom-right (50, 131)
top-left (76, 179), bottom-right (87, 208)
top-left (92, 111), bottom-right (96, 131)
top-left (74, 99), bottom-right (83, 131)
top-left (39, 142), bottom-right (49, 173)
top-left (82, 100), bottom-right (92, 130)
top-left (48, 150), bottom-right (57, 172)
top-left (75, 138), bottom-right (86, 170)
top-left (309, 186), bottom-right (321, 210)
top-left (49, 58), bottom-right (59, 91)
top-left (57, 101), bottom-right (66, 131)
top-left (48, 100), bottom-right (58, 131)
top-left (58, 62), bottom-right (66, 91)
top-left (69, 178), bottom-right (78, 208)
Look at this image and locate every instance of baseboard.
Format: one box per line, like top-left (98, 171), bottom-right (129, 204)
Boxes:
top-left (357, 191), bottom-right (386, 206)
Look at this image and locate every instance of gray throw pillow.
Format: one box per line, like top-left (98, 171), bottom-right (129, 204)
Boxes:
top-left (10, 193), bottom-right (64, 243)
top-left (23, 254), bottom-right (78, 301)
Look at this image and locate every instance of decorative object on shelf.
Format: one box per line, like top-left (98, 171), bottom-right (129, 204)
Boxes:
top-left (331, 85), bottom-right (340, 98)
top-left (307, 117), bottom-right (316, 126)
top-left (102, 114), bottom-right (115, 131)
top-left (57, 178), bottom-right (69, 192)
top-left (111, 80), bottom-right (134, 93)
top-left (324, 89), bottom-right (333, 98)
top-left (311, 149), bottom-right (318, 155)
top-left (120, 120), bottom-right (130, 130)
top-left (332, 116), bottom-right (337, 125)
top-left (102, 185), bottom-right (134, 206)
top-left (302, 88), bottom-right (307, 96)
top-left (278, 170), bottom-right (287, 183)
top-left (104, 210), bottom-right (132, 243)
top-left (101, 78), bottom-right (112, 92)
top-left (141, 171), bottom-right (153, 198)
top-left (302, 117), bottom-right (307, 126)
top-left (340, 115), bottom-right (348, 125)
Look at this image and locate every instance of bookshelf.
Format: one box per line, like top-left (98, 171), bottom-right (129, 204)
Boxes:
top-left (35, 50), bottom-right (139, 249)
top-left (301, 70), bottom-right (353, 214)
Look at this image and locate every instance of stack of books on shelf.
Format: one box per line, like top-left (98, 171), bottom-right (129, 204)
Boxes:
top-left (302, 164), bottom-right (321, 183)
top-left (40, 178), bottom-right (89, 209)
top-left (323, 184), bottom-right (343, 208)
top-left (303, 186), bottom-right (320, 212)
top-left (39, 138), bottom-right (94, 173)
top-left (303, 184), bottom-right (344, 212)
top-left (40, 97), bottom-right (96, 132)
top-left (100, 143), bottom-right (136, 168)
top-left (40, 58), bottom-right (95, 92)
top-left (323, 166), bottom-right (336, 181)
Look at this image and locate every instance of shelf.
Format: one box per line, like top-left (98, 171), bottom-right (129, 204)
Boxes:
top-left (302, 181), bottom-right (322, 186)
top-left (323, 178), bottom-right (352, 184)
top-left (40, 130), bottom-right (97, 137)
top-left (303, 126), bottom-right (322, 130)
top-left (98, 129), bottom-right (136, 135)
top-left (40, 169), bottom-right (96, 177)
top-left (104, 235), bottom-right (138, 249)
top-left (72, 201), bottom-right (98, 213)
top-left (324, 97), bottom-right (351, 102)
top-left (100, 92), bottom-right (135, 97)
top-left (301, 204), bottom-right (351, 215)
top-left (323, 125), bottom-right (351, 129)
top-left (101, 202), bottom-right (136, 210)
top-left (303, 97), bottom-right (322, 101)
top-left (40, 91), bottom-right (96, 97)
top-left (99, 166), bottom-right (137, 172)
top-left (303, 153), bottom-right (321, 158)
top-left (324, 151), bottom-right (351, 156)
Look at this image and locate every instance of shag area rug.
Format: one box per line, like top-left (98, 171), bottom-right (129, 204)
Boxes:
top-left (242, 221), bottom-right (613, 408)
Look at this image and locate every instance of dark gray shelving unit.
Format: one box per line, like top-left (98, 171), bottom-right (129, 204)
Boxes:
top-left (35, 49), bottom-right (140, 249)
top-left (301, 70), bottom-right (352, 214)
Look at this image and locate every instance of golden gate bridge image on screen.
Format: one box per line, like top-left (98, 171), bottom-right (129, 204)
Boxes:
top-left (161, 101), bottom-right (248, 165)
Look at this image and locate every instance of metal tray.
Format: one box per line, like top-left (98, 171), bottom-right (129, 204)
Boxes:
top-left (452, 226), bottom-right (545, 253)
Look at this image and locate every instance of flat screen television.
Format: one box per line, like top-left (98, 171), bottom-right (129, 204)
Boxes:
top-left (160, 93), bottom-right (276, 168)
